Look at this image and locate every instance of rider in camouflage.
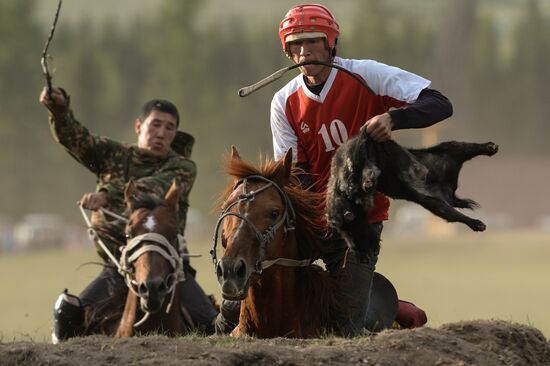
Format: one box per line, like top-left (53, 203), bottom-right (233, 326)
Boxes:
top-left (40, 86), bottom-right (218, 342)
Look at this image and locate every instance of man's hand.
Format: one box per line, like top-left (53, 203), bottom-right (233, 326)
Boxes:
top-left (362, 112), bottom-right (394, 142)
top-left (39, 86), bottom-right (69, 116)
top-left (78, 191), bottom-right (108, 211)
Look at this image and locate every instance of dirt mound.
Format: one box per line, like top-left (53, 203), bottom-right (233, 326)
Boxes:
top-left (1, 320), bottom-right (549, 366)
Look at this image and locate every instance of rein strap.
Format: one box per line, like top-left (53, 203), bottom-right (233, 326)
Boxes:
top-left (261, 258), bottom-right (312, 270)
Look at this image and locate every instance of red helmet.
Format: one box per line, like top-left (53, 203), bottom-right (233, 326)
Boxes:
top-left (279, 4), bottom-right (340, 52)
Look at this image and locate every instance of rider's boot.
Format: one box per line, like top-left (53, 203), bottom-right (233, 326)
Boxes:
top-left (52, 289), bottom-right (84, 344)
top-left (214, 299), bottom-right (241, 335)
top-left (322, 223), bottom-right (383, 337)
top-left (333, 249), bottom-right (375, 337)
top-left (395, 300), bottom-right (427, 328)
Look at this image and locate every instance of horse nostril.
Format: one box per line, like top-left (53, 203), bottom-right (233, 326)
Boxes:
top-left (216, 262), bottom-right (223, 280)
top-left (236, 259), bottom-right (246, 280)
top-left (158, 280), bottom-right (167, 294)
top-left (138, 282), bottom-right (149, 298)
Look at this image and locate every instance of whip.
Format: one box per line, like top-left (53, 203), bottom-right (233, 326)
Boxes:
top-left (40, 0), bottom-right (63, 99)
top-left (238, 60), bottom-right (373, 97)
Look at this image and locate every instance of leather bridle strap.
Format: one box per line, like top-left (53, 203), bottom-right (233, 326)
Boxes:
top-left (261, 258), bottom-right (312, 270)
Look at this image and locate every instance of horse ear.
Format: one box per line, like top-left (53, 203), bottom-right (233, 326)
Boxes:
top-left (231, 145), bottom-right (241, 160)
top-left (124, 179), bottom-right (136, 206)
top-left (274, 148), bottom-right (293, 186)
top-left (164, 179), bottom-right (179, 211)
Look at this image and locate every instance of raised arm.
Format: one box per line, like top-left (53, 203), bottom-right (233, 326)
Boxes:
top-left (39, 86), bottom-right (113, 175)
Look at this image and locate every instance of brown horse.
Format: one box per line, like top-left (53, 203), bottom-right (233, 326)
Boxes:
top-left (212, 147), bottom-right (342, 338)
top-left (110, 180), bottom-right (191, 337)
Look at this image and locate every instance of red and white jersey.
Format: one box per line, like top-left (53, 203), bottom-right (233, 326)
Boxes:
top-left (270, 57), bottom-right (430, 222)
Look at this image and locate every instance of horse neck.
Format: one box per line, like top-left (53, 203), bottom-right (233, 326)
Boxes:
top-left (240, 235), bottom-right (308, 338)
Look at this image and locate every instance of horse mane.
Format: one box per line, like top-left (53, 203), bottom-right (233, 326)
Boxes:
top-left (221, 155), bottom-right (340, 334)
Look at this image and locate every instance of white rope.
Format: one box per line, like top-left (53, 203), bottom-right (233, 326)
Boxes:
top-left (123, 233), bottom-right (179, 270)
top-left (133, 311), bottom-right (151, 328)
top-left (79, 206), bottom-right (123, 272)
top-left (99, 207), bottom-right (129, 223)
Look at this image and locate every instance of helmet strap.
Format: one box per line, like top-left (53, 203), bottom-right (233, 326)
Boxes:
top-left (331, 38), bottom-right (338, 59)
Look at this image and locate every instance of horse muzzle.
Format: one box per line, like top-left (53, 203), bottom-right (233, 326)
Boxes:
top-left (137, 277), bottom-right (170, 313)
top-left (216, 257), bottom-right (257, 301)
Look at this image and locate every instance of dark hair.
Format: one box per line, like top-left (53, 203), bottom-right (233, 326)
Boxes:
top-left (331, 37), bottom-right (338, 58)
top-left (139, 99), bottom-right (180, 126)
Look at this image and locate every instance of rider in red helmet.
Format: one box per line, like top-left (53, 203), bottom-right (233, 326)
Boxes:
top-left (216, 4), bottom-right (449, 336)
top-left (275, 3), bottom-right (449, 334)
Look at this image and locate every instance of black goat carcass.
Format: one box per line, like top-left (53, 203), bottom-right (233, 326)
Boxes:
top-left (326, 128), bottom-right (498, 260)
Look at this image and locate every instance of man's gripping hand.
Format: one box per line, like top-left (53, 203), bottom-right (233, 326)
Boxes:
top-left (39, 86), bottom-right (70, 117)
top-left (78, 191), bottom-right (108, 211)
top-left (362, 112), bottom-right (394, 142)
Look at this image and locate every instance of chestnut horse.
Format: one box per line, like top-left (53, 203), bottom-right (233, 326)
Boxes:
top-left (212, 147), bottom-right (341, 338)
top-left (84, 180), bottom-right (191, 337)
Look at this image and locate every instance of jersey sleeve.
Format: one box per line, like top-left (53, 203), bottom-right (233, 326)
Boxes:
top-left (337, 58), bottom-right (431, 103)
top-left (270, 92), bottom-right (301, 162)
top-left (389, 88), bottom-right (453, 130)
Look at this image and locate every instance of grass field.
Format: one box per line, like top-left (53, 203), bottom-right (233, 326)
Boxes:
top-left (0, 230), bottom-right (548, 342)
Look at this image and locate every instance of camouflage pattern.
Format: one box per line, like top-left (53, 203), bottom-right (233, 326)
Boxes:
top-left (49, 109), bottom-right (197, 262)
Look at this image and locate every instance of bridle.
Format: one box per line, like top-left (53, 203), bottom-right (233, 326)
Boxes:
top-left (211, 175), bottom-right (312, 275)
top-left (80, 206), bottom-right (185, 327)
top-left (121, 231), bottom-right (185, 304)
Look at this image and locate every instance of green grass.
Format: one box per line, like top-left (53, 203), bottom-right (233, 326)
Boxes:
top-left (1, 231), bottom-right (548, 341)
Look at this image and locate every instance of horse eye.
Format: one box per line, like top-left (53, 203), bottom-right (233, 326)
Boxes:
top-left (270, 209), bottom-right (280, 220)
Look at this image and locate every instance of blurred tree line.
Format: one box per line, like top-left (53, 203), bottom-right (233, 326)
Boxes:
top-left (0, 0), bottom-right (548, 222)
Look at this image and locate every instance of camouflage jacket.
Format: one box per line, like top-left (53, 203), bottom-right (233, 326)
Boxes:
top-left (49, 110), bottom-right (196, 262)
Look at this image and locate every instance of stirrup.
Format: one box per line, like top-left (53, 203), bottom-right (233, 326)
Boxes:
top-left (52, 289), bottom-right (84, 344)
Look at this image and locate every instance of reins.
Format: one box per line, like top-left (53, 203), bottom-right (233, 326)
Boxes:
top-left (80, 206), bottom-right (127, 271)
top-left (211, 175), bottom-right (312, 275)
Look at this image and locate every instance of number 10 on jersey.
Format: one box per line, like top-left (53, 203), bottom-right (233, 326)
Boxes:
top-left (318, 119), bottom-right (349, 152)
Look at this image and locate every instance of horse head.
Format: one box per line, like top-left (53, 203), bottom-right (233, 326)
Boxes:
top-left (121, 179), bottom-right (182, 314)
top-left (213, 147), bottom-right (299, 301)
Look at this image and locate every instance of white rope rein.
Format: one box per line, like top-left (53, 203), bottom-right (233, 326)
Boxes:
top-left (80, 206), bottom-right (126, 272)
